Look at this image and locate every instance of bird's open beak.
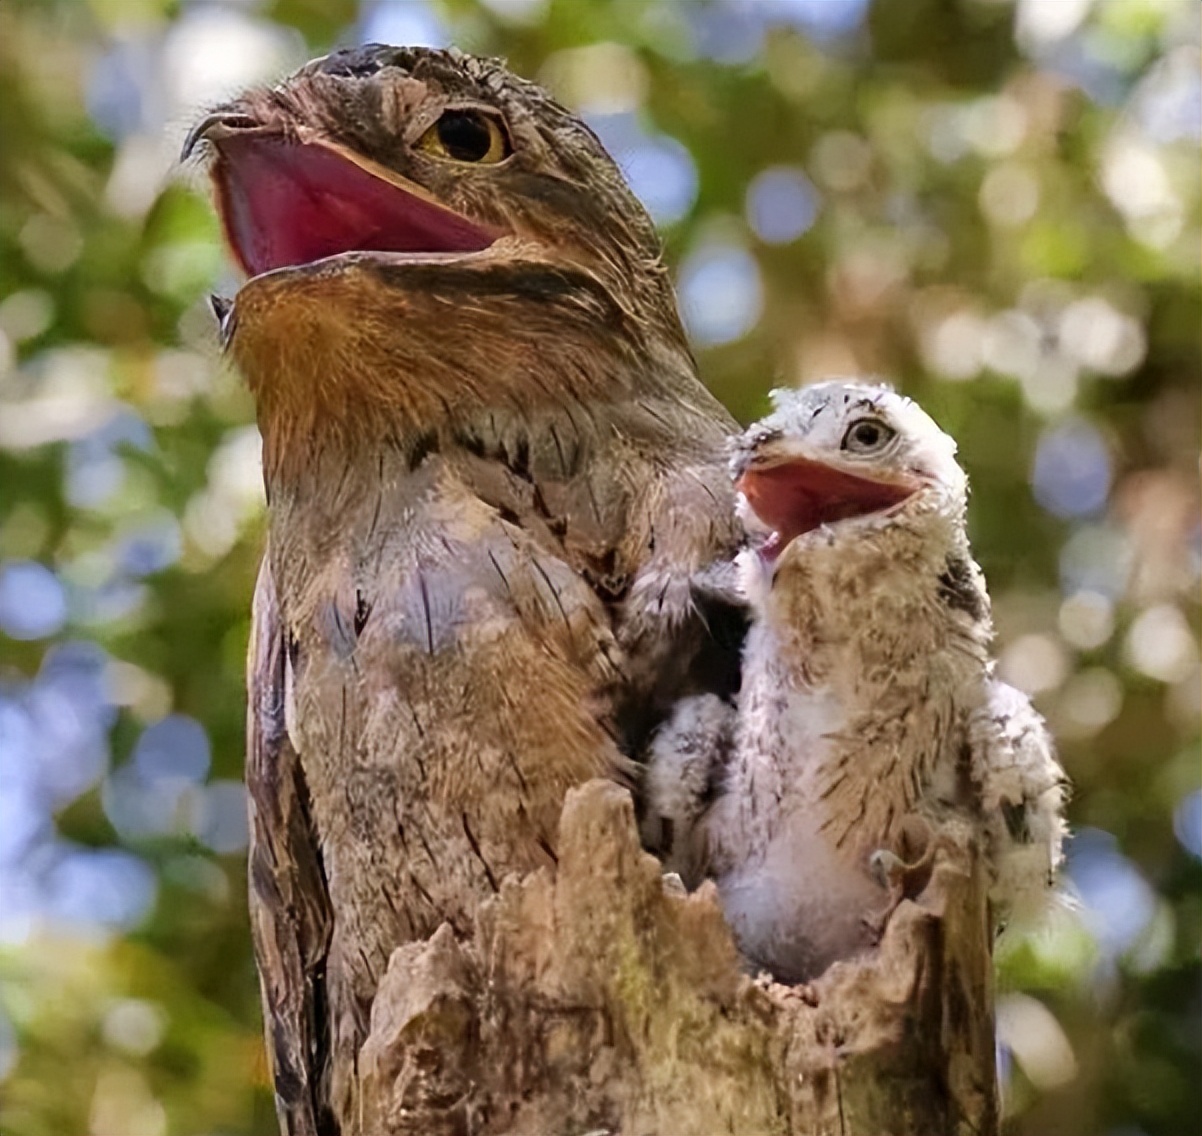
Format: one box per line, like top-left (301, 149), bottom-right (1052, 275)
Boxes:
top-left (736, 449), bottom-right (919, 557)
top-left (186, 114), bottom-right (501, 279)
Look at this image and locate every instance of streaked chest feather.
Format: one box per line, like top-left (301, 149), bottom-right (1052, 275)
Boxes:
top-left (725, 538), bottom-right (988, 860)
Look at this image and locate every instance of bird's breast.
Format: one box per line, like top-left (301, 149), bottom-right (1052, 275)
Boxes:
top-left (265, 446), bottom-right (628, 959)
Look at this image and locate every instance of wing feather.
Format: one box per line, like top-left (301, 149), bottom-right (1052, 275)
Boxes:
top-left (246, 556), bottom-right (334, 1136)
top-left (971, 678), bottom-right (1070, 927)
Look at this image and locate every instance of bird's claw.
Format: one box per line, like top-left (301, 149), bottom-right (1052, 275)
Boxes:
top-left (863, 830), bottom-right (939, 942)
top-left (869, 848), bottom-right (908, 891)
top-left (661, 871), bottom-right (687, 897)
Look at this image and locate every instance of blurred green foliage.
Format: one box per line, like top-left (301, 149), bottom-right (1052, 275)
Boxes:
top-left (0, 2), bottom-right (1197, 1134)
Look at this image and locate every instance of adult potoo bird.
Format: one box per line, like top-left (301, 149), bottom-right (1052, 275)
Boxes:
top-left (186, 45), bottom-right (741, 1134)
top-left (646, 382), bottom-right (1067, 984)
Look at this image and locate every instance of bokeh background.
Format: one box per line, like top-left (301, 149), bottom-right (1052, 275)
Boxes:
top-left (0, 0), bottom-right (1198, 1133)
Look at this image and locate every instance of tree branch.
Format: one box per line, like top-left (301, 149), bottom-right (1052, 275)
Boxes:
top-left (355, 780), bottom-right (998, 1136)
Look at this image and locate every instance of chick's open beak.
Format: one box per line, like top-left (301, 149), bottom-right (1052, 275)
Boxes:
top-left (737, 452), bottom-right (918, 555)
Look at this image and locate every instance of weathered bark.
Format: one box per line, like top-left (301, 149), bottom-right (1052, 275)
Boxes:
top-left (352, 780), bottom-right (998, 1136)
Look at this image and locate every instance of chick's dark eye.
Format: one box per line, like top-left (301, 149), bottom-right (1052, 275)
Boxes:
top-left (842, 418), bottom-right (894, 453)
top-left (418, 110), bottom-right (509, 164)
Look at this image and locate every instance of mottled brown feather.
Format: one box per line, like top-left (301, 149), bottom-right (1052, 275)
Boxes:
top-left (246, 560), bottom-right (334, 1136)
top-left (201, 45), bottom-right (743, 1133)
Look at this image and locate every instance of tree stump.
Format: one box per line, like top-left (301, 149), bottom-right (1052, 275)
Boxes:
top-left (354, 780), bottom-right (998, 1136)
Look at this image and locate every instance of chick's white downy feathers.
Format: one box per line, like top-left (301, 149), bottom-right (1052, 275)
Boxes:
top-left (971, 678), bottom-right (1068, 927)
top-left (645, 380), bottom-right (1068, 982)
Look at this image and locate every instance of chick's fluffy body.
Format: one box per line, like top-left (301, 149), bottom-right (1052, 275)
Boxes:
top-left (651, 383), bottom-right (1067, 984)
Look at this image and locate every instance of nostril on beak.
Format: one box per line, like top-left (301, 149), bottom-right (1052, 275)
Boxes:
top-left (180, 113), bottom-right (261, 162)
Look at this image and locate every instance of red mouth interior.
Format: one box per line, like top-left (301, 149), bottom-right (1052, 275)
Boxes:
top-left (738, 457), bottom-right (915, 557)
top-left (212, 135), bottom-right (498, 277)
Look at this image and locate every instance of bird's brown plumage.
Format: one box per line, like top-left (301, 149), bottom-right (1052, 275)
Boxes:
top-left (191, 45), bottom-right (741, 1134)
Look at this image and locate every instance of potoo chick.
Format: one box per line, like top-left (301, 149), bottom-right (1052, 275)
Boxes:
top-left (647, 382), bottom-right (1067, 985)
top-left (186, 45), bottom-right (742, 1134)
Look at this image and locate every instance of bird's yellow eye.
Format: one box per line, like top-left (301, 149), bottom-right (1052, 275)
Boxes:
top-left (417, 109), bottom-right (510, 164)
top-left (841, 417), bottom-right (895, 453)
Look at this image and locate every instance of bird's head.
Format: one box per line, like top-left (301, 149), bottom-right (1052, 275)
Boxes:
top-left (185, 45), bottom-right (690, 478)
top-left (731, 381), bottom-right (967, 570)
top-left (185, 44), bottom-right (674, 325)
